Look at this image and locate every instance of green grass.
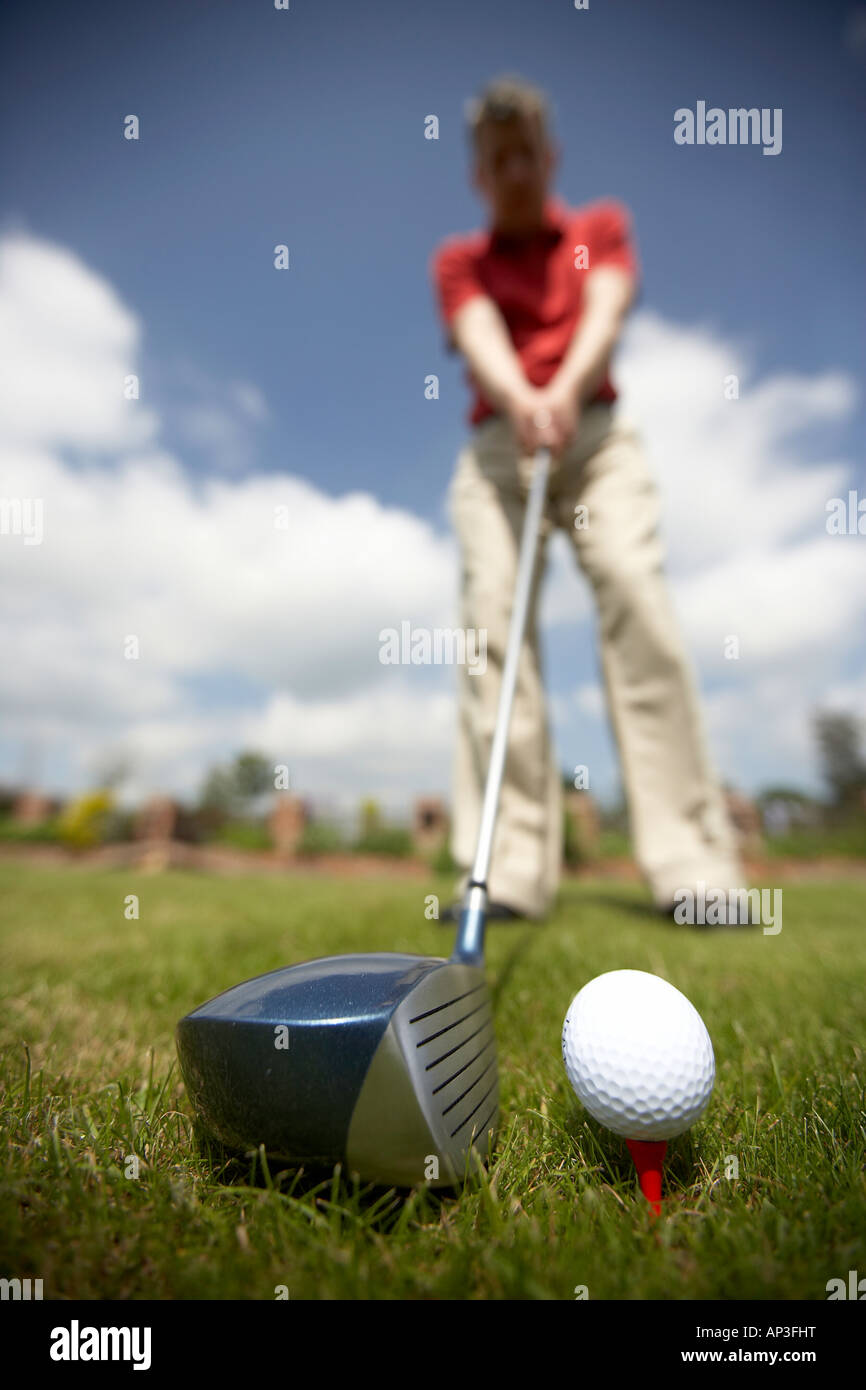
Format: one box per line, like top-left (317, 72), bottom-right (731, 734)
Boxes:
top-left (0, 862), bottom-right (863, 1300)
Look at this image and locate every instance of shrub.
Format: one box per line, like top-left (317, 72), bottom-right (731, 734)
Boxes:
top-left (102, 808), bottom-right (136, 843)
top-left (563, 805), bottom-right (582, 866)
top-left (430, 840), bottom-right (458, 875)
top-left (57, 791), bottom-right (115, 850)
top-left (297, 821), bottom-right (345, 856)
top-left (354, 826), bottom-right (413, 858)
top-left (212, 821), bottom-right (273, 851)
top-left (0, 816), bottom-right (63, 844)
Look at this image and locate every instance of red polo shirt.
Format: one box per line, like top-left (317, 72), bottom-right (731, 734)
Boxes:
top-left (430, 196), bottom-right (638, 425)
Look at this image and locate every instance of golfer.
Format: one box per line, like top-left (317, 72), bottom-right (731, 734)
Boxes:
top-left (431, 74), bottom-right (743, 919)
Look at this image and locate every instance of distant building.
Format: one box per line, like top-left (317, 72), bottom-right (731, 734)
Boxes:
top-left (412, 797), bottom-right (448, 854)
top-left (724, 790), bottom-right (764, 857)
top-left (12, 790), bottom-right (61, 825)
top-left (134, 796), bottom-right (198, 843)
top-left (564, 789), bottom-right (601, 859)
top-left (269, 796), bottom-right (307, 856)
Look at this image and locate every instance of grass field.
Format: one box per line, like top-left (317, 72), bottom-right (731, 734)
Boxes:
top-left (1, 861), bottom-right (863, 1300)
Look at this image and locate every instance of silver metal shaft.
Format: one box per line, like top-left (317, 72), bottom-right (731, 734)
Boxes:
top-left (453, 447), bottom-right (550, 962)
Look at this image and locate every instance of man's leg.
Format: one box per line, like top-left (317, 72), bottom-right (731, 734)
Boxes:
top-left (554, 407), bottom-right (743, 907)
top-left (448, 417), bottom-right (562, 919)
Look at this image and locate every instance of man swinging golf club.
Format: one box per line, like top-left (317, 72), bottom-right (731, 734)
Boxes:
top-left (431, 74), bottom-right (744, 920)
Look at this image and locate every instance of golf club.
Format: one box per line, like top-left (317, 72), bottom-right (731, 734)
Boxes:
top-left (175, 447), bottom-right (552, 1188)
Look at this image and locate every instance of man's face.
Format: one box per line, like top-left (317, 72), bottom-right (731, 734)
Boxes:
top-left (473, 115), bottom-right (556, 236)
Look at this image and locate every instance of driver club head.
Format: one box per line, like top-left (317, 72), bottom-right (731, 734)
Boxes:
top-left (176, 950), bottom-right (498, 1188)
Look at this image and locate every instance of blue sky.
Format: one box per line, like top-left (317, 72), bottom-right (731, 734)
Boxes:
top-left (1, 0), bottom-right (864, 813)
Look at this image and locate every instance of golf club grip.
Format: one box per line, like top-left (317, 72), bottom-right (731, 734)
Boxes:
top-left (467, 447), bottom-right (551, 892)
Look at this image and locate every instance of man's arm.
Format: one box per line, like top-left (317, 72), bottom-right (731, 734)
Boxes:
top-left (450, 296), bottom-right (552, 454)
top-left (552, 266), bottom-right (635, 405)
top-left (537, 266), bottom-right (635, 452)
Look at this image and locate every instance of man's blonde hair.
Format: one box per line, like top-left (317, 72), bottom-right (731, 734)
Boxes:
top-left (465, 74), bottom-right (552, 150)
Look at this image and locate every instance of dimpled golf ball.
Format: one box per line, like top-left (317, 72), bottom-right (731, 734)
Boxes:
top-left (562, 970), bottom-right (715, 1140)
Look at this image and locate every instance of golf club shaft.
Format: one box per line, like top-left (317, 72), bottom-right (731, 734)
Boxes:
top-left (454, 446), bottom-right (551, 961)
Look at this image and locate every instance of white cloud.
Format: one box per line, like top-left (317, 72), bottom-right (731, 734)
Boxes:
top-left (672, 536), bottom-right (866, 672)
top-left (574, 683), bottom-right (605, 719)
top-left (539, 529), bottom-right (592, 626)
top-left (246, 684), bottom-right (456, 813)
top-left (617, 312), bottom-right (855, 573)
top-left (0, 442), bottom-right (461, 803)
top-left (0, 234), bottom-right (157, 451)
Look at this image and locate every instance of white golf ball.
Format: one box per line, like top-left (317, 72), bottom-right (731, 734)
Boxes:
top-left (561, 970), bottom-right (715, 1140)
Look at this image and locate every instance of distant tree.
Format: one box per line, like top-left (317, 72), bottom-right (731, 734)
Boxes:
top-left (756, 786), bottom-right (823, 835)
top-left (232, 752), bottom-right (272, 805)
top-left (756, 786), bottom-right (816, 804)
top-left (199, 766), bottom-right (236, 819)
top-left (198, 751), bottom-right (273, 823)
top-left (813, 711), bottom-right (866, 811)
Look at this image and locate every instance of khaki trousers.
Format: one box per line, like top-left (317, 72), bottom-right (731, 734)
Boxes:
top-left (447, 404), bottom-right (742, 917)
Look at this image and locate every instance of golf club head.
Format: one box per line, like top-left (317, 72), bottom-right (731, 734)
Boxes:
top-left (176, 951), bottom-right (498, 1188)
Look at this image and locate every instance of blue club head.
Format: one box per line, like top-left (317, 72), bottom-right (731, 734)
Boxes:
top-left (176, 949), bottom-right (498, 1188)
